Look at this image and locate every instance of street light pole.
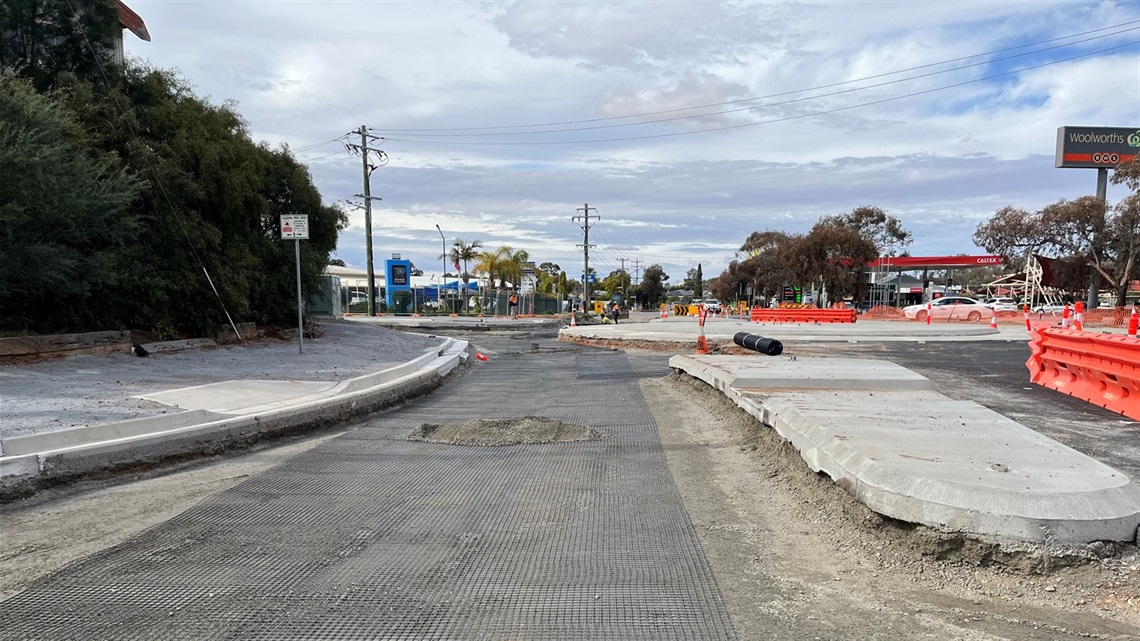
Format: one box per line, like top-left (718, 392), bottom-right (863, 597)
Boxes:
top-left (436, 224), bottom-right (447, 313)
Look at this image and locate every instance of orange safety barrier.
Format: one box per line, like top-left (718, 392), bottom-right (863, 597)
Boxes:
top-left (750, 307), bottom-right (857, 323)
top-left (1026, 325), bottom-right (1140, 420)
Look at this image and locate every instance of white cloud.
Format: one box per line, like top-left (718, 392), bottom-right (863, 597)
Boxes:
top-left (125, 0), bottom-right (1140, 282)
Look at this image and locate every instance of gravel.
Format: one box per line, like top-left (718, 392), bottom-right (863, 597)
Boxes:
top-left (0, 321), bottom-right (445, 439)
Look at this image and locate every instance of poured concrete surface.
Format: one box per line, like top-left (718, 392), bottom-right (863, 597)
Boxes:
top-left (140, 379), bottom-right (341, 415)
top-left (670, 354), bottom-right (1140, 545)
top-left (673, 354), bottom-right (933, 391)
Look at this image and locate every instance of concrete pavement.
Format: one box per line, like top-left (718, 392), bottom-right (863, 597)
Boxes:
top-left (668, 354), bottom-right (1140, 545)
top-left (0, 335), bottom-right (470, 493)
top-left (2, 311), bottom-right (1137, 546)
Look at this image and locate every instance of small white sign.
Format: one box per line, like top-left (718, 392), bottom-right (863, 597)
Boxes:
top-left (280, 215), bottom-right (309, 239)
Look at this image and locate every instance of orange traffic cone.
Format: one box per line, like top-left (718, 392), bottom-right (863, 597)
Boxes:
top-left (989, 312), bottom-right (998, 329)
top-left (570, 312), bottom-right (576, 328)
top-left (1128, 305), bottom-right (1138, 338)
top-left (476, 352), bottom-right (488, 361)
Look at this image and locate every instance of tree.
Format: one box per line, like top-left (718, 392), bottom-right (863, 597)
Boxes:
top-left (0, 77), bottom-right (140, 333)
top-left (44, 66), bottom-right (346, 336)
top-left (445, 237), bottom-right (482, 312)
top-left (737, 230), bottom-right (797, 303)
top-left (795, 222), bottom-right (878, 304)
top-left (638, 264), bottom-right (669, 309)
top-left (600, 269), bottom-right (631, 300)
top-left (1, 0), bottom-right (122, 91)
top-left (820, 205), bottom-right (912, 256)
top-left (328, 258), bottom-right (347, 267)
top-left (974, 175), bottom-right (1140, 306)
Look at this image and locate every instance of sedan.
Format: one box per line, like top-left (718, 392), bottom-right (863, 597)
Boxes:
top-left (903, 296), bottom-right (991, 322)
top-left (984, 297), bottom-right (1021, 312)
top-left (1031, 302), bottom-right (1069, 315)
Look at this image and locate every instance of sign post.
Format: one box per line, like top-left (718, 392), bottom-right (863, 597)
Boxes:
top-left (281, 214), bottom-right (310, 354)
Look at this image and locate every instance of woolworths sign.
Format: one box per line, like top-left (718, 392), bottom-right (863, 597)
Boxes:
top-left (1055, 126), bottom-right (1140, 168)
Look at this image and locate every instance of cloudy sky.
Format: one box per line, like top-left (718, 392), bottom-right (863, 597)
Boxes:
top-left (123, 0), bottom-right (1140, 285)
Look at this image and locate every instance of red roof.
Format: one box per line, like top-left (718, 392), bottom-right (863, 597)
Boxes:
top-left (866, 255), bottom-right (1004, 269)
top-left (114, 0), bottom-right (150, 42)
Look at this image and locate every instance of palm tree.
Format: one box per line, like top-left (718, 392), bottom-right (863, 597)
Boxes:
top-left (501, 247), bottom-right (529, 289)
top-left (444, 238), bottom-right (482, 314)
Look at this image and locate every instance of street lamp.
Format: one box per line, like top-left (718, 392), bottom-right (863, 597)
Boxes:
top-left (436, 224), bottom-right (447, 313)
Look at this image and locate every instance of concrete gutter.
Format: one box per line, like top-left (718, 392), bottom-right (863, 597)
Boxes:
top-left (0, 339), bottom-right (469, 497)
top-left (670, 354), bottom-right (1140, 545)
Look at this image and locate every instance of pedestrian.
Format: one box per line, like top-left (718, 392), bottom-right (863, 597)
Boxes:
top-left (508, 292), bottom-right (518, 317)
top-left (611, 302), bottom-right (620, 324)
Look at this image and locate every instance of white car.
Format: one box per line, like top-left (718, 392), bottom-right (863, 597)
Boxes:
top-left (983, 297), bottom-right (1021, 312)
top-left (902, 296), bottom-right (991, 322)
top-left (1031, 302), bottom-right (1069, 315)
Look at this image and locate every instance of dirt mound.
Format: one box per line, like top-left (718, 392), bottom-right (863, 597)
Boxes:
top-left (405, 417), bottom-right (600, 446)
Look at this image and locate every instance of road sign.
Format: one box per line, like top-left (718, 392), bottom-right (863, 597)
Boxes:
top-left (280, 215), bottom-right (309, 239)
top-left (1055, 126), bottom-right (1140, 169)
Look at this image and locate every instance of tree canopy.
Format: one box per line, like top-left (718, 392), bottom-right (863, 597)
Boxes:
top-left (1, 63), bottom-right (347, 336)
top-left (973, 163), bottom-right (1140, 306)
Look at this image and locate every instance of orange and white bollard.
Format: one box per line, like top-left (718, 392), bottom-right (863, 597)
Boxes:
top-left (989, 312), bottom-right (998, 330)
top-left (925, 301), bottom-right (932, 326)
top-left (1073, 302), bottom-right (1085, 332)
top-left (570, 311), bottom-right (576, 327)
top-left (660, 304), bottom-right (668, 319)
top-left (1128, 305), bottom-right (1138, 338)
top-left (1061, 304), bottom-right (1070, 329)
top-left (1023, 304), bottom-right (1031, 331)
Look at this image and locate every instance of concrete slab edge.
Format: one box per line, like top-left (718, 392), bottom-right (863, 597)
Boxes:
top-left (0, 339), bottom-right (457, 458)
top-left (0, 340), bottom-right (469, 497)
top-left (670, 355), bottom-right (1140, 545)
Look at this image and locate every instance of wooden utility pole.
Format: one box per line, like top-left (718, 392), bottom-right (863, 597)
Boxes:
top-left (572, 204), bottom-right (598, 313)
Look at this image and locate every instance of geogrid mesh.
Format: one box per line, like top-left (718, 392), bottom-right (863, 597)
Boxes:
top-left (0, 347), bottom-right (735, 640)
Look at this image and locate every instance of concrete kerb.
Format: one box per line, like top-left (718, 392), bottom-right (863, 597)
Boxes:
top-left (670, 354), bottom-right (1140, 545)
top-left (0, 339), bottom-right (470, 495)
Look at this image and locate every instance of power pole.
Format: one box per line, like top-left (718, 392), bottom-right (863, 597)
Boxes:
top-left (631, 258), bottom-right (642, 310)
top-left (619, 257), bottom-right (628, 303)
top-left (572, 203), bottom-right (598, 313)
top-left (346, 125), bottom-right (385, 316)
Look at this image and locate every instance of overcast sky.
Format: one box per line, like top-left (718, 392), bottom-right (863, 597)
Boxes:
top-left (123, 0), bottom-right (1140, 285)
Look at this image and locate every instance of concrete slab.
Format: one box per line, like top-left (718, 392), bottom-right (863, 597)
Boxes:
top-left (672, 354), bottom-right (933, 392)
top-left (671, 354), bottom-right (1140, 545)
top-left (139, 380), bottom-right (341, 414)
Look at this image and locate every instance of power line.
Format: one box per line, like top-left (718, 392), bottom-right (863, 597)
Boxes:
top-left (381, 22), bottom-right (1138, 134)
top-left (380, 40), bottom-right (1137, 147)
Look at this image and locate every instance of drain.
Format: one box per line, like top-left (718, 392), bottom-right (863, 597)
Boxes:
top-left (405, 416), bottom-right (600, 446)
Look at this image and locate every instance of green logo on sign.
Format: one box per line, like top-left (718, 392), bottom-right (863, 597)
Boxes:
top-left (1129, 131), bottom-right (1140, 148)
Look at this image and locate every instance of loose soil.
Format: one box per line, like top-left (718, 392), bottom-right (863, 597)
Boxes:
top-left (405, 417), bottom-right (599, 446)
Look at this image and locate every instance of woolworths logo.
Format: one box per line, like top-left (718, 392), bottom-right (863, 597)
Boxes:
top-left (1130, 130), bottom-right (1140, 148)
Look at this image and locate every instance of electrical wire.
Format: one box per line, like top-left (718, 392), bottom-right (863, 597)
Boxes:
top-left (382, 21), bottom-right (1139, 134)
top-left (380, 41), bottom-right (1137, 147)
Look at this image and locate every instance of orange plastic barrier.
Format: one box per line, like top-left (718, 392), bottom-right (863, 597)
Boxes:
top-left (1026, 325), bottom-right (1140, 420)
top-left (750, 307), bottom-right (857, 323)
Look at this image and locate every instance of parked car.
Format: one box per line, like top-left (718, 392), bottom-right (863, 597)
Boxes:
top-left (1031, 302), bottom-right (1069, 315)
top-left (349, 293), bottom-right (369, 306)
top-left (902, 296), bottom-right (991, 322)
top-left (983, 297), bottom-right (1021, 312)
